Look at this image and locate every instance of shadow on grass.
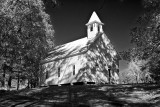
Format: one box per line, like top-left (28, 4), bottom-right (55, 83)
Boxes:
top-left (0, 83), bottom-right (160, 107)
top-left (26, 84), bottom-right (157, 107)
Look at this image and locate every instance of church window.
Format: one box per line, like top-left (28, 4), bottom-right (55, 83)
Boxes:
top-left (58, 67), bottom-right (60, 77)
top-left (98, 25), bottom-right (100, 32)
top-left (90, 25), bottom-right (93, 31)
top-left (46, 71), bottom-right (49, 79)
top-left (73, 65), bottom-right (75, 75)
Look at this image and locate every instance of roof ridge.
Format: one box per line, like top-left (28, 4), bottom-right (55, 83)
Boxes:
top-left (41, 33), bottom-right (104, 64)
top-left (48, 37), bottom-right (88, 54)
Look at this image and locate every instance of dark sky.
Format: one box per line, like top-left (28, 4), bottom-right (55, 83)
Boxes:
top-left (45, 0), bottom-right (144, 71)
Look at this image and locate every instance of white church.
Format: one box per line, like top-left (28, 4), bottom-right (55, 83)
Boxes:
top-left (40, 11), bottom-right (119, 86)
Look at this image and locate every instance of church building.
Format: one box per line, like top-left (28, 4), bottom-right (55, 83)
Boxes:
top-left (40, 11), bottom-right (119, 86)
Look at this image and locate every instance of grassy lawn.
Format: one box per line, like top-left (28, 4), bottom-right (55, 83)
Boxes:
top-left (0, 84), bottom-right (160, 107)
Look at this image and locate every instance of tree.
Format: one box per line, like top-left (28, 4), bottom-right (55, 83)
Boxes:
top-left (123, 0), bottom-right (160, 83)
top-left (119, 52), bottom-right (152, 84)
top-left (0, 0), bottom-right (55, 89)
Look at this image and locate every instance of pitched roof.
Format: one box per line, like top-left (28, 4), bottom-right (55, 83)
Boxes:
top-left (41, 33), bottom-right (103, 64)
top-left (86, 11), bottom-right (104, 26)
top-left (42, 37), bottom-right (88, 64)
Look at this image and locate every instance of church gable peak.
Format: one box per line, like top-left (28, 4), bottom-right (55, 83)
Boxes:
top-left (86, 11), bottom-right (104, 26)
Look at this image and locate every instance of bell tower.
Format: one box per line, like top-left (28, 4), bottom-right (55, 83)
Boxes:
top-left (86, 11), bottom-right (104, 40)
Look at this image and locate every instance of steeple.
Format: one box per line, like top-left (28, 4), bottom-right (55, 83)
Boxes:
top-left (86, 11), bottom-right (104, 26)
top-left (86, 11), bottom-right (104, 40)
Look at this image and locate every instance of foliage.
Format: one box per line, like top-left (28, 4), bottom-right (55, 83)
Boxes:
top-left (121, 0), bottom-right (160, 83)
top-left (0, 0), bottom-right (55, 88)
top-left (120, 58), bottom-right (153, 84)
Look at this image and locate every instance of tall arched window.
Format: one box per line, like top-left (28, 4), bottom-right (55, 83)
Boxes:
top-left (46, 71), bottom-right (49, 79)
top-left (73, 65), bottom-right (75, 75)
top-left (58, 67), bottom-right (60, 77)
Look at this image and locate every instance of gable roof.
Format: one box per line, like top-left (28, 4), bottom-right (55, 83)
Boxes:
top-left (41, 33), bottom-right (103, 64)
top-left (86, 11), bottom-right (104, 26)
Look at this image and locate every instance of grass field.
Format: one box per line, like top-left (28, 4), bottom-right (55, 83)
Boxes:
top-left (0, 83), bottom-right (160, 107)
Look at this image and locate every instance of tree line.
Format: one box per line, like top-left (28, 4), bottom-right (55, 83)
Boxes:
top-left (120, 0), bottom-right (160, 84)
top-left (1, 0), bottom-right (160, 89)
top-left (0, 0), bottom-right (55, 90)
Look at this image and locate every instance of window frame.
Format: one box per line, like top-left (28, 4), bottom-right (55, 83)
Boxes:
top-left (46, 71), bottom-right (49, 79)
top-left (58, 67), bottom-right (60, 77)
top-left (90, 25), bottom-right (93, 31)
top-left (98, 25), bottom-right (100, 32)
top-left (73, 65), bottom-right (75, 75)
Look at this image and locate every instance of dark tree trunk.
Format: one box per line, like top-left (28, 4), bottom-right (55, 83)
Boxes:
top-left (27, 78), bottom-right (30, 88)
top-left (8, 75), bottom-right (12, 88)
top-left (35, 76), bottom-right (39, 87)
top-left (33, 81), bottom-right (36, 88)
top-left (2, 69), bottom-right (6, 87)
top-left (36, 75), bottom-right (40, 87)
top-left (17, 72), bottom-right (20, 90)
top-left (30, 78), bottom-right (33, 88)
